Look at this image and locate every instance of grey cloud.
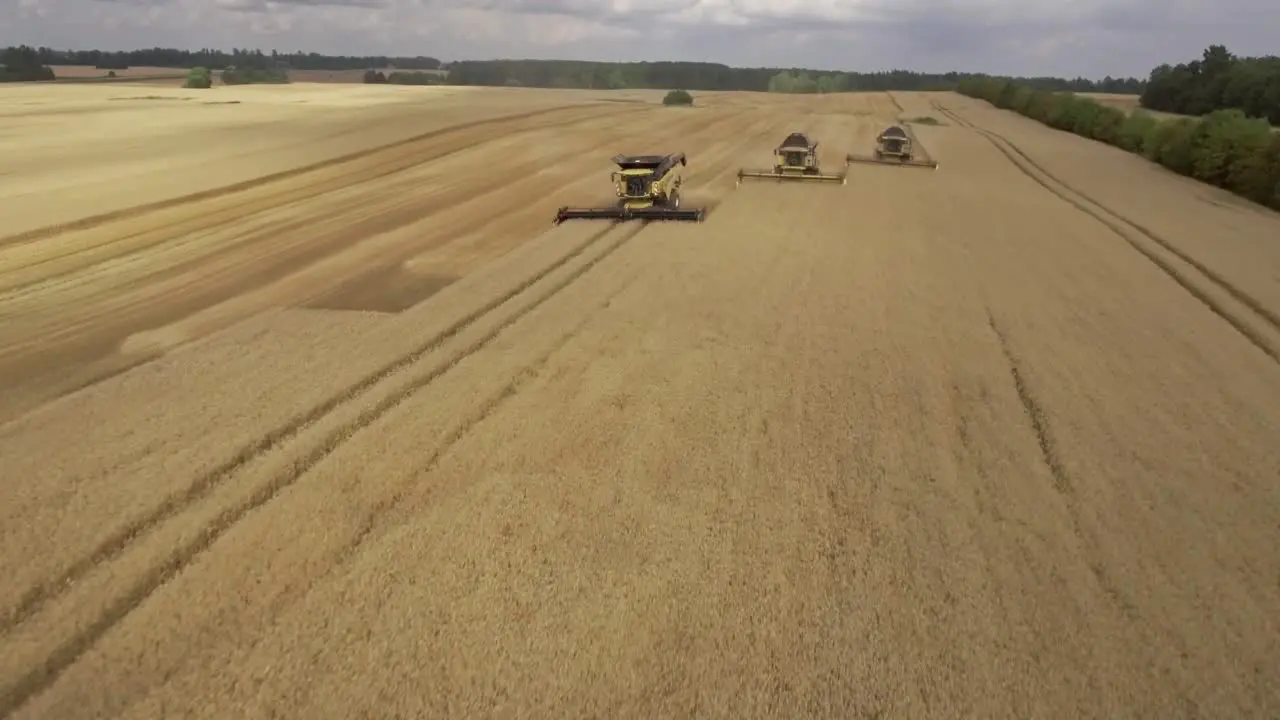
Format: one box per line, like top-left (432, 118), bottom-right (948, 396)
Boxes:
top-left (264, 0), bottom-right (391, 7)
top-left (213, 0), bottom-right (389, 11)
top-left (4, 0), bottom-right (1279, 78)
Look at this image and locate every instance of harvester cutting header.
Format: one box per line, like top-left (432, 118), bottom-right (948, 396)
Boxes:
top-left (846, 125), bottom-right (938, 169)
top-left (737, 132), bottom-right (847, 185)
top-left (554, 152), bottom-right (706, 224)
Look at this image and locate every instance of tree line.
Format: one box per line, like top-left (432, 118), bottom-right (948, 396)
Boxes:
top-left (958, 76), bottom-right (1280, 211)
top-left (1140, 45), bottom-right (1280, 124)
top-left (2, 44), bottom-right (1146, 93)
top-left (3, 45), bottom-right (441, 73)
top-left (441, 59), bottom-right (1143, 94)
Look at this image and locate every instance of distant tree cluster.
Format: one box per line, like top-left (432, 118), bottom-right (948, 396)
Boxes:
top-left (1141, 45), bottom-right (1280, 124)
top-left (221, 65), bottom-right (289, 85)
top-left (0, 45), bottom-right (55, 82)
top-left (362, 69), bottom-right (446, 85)
top-left (959, 76), bottom-right (1280, 210)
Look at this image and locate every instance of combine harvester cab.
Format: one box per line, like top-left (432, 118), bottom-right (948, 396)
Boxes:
top-left (737, 132), bottom-right (847, 185)
top-left (846, 125), bottom-right (938, 169)
top-left (554, 152), bottom-right (707, 224)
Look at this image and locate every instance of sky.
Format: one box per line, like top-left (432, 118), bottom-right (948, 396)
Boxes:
top-left (2, 0), bottom-right (1278, 79)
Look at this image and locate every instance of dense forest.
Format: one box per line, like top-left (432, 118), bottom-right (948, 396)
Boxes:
top-left (1140, 45), bottom-right (1280, 124)
top-left (959, 71), bottom-right (1280, 211)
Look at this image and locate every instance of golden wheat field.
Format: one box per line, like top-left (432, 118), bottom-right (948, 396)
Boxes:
top-left (1, 81), bottom-right (1279, 719)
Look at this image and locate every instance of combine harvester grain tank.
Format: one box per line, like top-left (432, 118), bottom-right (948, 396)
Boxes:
top-left (846, 125), bottom-right (938, 169)
top-left (554, 152), bottom-right (706, 224)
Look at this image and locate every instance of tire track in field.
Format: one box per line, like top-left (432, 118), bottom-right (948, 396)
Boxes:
top-left (987, 308), bottom-right (1139, 620)
top-left (0, 105), bottom-right (634, 292)
top-left (0, 106), bottom-right (772, 642)
top-left (933, 100), bottom-right (1280, 363)
top-left (314, 269), bottom-right (640, 593)
top-left (0, 113), bottom-right (742, 368)
top-left (0, 222), bottom-right (650, 718)
top-left (0, 103), bottom-right (622, 249)
top-left (0, 107), bottom-right (758, 424)
top-left (0, 107), bottom-right (728, 326)
top-left (0, 221), bottom-right (624, 635)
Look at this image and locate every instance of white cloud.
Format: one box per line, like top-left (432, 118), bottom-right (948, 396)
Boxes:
top-left (2, 0), bottom-right (1278, 77)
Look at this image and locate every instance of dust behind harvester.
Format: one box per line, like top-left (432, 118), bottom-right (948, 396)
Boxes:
top-left (846, 125), bottom-right (938, 169)
top-left (554, 152), bottom-right (706, 224)
top-left (737, 132), bottom-right (848, 185)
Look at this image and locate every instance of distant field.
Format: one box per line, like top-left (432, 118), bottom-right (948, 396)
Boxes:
top-left (1078, 91), bottom-right (1278, 131)
top-left (1077, 92), bottom-right (1189, 121)
top-left (48, 65), bottom-right (186, 81)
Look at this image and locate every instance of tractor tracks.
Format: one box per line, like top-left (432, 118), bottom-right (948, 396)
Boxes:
top-left (0, 107), bottom-right (779, 714)
top-left (987, 308), bottom-right (1139, 621)
top-left (0, 104), bottom-right (635, 296)
top-left (307, 269), bottom-right (642, 595)
top-left (0, 219), bottom-right (649, 717)
top-left (0, 107), bottom-right (735, 345)
top-left (0, 103), bottom-right (625, 250)
top-left (932, 100), bottom-right (1280, 364)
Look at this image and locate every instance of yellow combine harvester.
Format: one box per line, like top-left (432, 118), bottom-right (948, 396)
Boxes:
top-left (846, 125), bottom-right (938, 169)
top-left (554, 152), bottom-right (706, 224)
top-left (737, 132), bottom-right (847, 184)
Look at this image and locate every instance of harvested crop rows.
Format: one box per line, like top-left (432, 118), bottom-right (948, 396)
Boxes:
top-left (1, 85), bottom-right (1278, 719)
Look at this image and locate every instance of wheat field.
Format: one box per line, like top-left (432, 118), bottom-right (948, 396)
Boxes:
top-left (1, 82), bottom-right (1278, 719)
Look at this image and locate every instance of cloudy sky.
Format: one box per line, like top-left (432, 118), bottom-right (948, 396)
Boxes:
top-left (2, 0), bottom-right (1277, 79)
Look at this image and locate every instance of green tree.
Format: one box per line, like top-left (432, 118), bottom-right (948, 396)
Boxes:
top-left (767, 71), bottom-right (793, 93)
top-left (1145, 118), bottom-right (1197, 174)
top-left (1189, 109), bottom-right (1272, 187)
top-left (662, 89), bottom-right (693, 106)
top-left (1116, 111), bottom-right (1159, 152)
top-left (0, 45), bottom-right (55, 82)
top-left (1225, 133), bottom-right (1280, 206)
top-left (1089, 105), bottom-right (1127, 144)
top-left (790, 72), bottom-right (818, 93)
top-left (183, 66), bottom-right (212, 89)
